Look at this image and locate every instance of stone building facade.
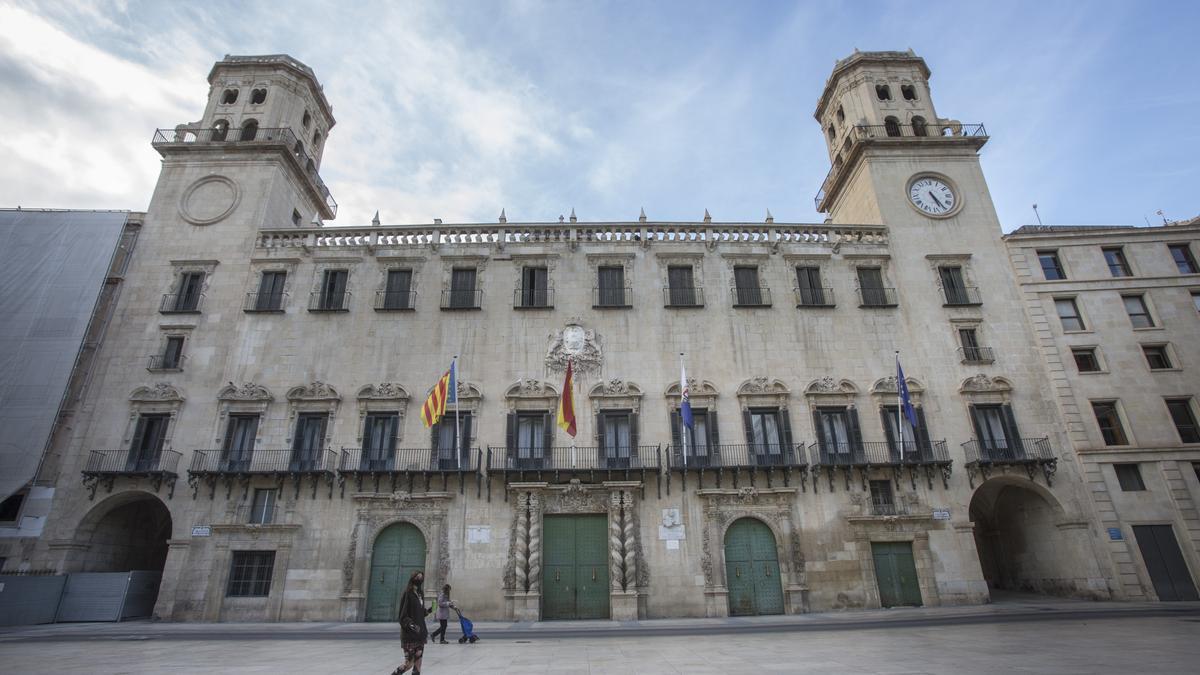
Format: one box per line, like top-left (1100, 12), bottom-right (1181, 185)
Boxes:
top-left (13, 50), bottom-right (1195, 622)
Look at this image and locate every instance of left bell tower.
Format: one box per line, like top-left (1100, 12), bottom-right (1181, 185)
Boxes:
top-left (148, 54), bottom-right (337, 236)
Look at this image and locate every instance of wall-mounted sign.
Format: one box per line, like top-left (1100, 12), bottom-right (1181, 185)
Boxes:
top-left (191, 525), bottom-right (211, 537)
top-left (1107, 527), bottom-right (1123, 541)
top-left (467, 526), bottom-right (491, 544)
top-left (932, 509), bottom-right (951, 521)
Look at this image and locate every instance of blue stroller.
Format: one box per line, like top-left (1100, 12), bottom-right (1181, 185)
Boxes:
top-left (454, 607), bottom-right (479, 643)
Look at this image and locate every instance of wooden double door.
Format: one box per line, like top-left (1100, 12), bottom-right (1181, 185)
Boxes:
top-left (724, 518), bottom-right (784, 616)
top-left (542, 515), bottom-right (610, 620)
top-left (365, 523), bottom-right (427, 622)
top-left (1133, 525), bottom-right (1199, 601)
top-left (872, 541), bottom-right (923, 607)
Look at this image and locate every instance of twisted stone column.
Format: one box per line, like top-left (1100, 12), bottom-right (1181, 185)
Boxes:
top-left (527, 492), bottom-right (543, 592)
top-left (621, 493), bottom-right (637, 590)
top-left (513, 493), bottom-right (530, 592)
top-left (609, 492), bottom-right (625, 590)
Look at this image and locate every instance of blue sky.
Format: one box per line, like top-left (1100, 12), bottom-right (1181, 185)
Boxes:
top-left (1, 0), bottom-right (1197, 230)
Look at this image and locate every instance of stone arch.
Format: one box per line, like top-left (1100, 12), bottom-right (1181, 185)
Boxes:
top-left (721, 515), bottom-right (786, 616)
top-left (68, 490), bottom-right (173, 574)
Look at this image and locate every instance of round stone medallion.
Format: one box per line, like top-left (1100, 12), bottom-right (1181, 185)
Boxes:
top-left (179, 175), bottom-right (240, 225)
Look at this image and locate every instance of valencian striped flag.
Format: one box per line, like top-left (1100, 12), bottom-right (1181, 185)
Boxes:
top-left (557, 359), bottom-right (577, 437)
top-left (420, 360), bottom-right (457, 428)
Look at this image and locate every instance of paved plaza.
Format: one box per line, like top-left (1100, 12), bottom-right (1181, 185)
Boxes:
top-left (2, 600), bottom-right (1199, 674)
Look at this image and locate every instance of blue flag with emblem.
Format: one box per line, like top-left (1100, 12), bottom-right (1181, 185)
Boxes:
top-left (897, 357), bottom-right (918, 430)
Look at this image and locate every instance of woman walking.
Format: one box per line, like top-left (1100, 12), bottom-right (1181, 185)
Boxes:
top-left (429, 584), bottom-right (456, 644)
top-left (392, 571), bottom-right (431, 675)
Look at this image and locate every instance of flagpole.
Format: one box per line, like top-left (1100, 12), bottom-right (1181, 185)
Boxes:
top-left (680, 352), bottom-right (688, 468)
top-left (569, 358), bottom-right (577, 469)
top-left (454, 355), bottom-right (461, 470)
top-left (895, 351), bottom-right (903, 460)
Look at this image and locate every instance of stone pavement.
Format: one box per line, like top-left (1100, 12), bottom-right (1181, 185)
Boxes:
top-left (2, 599), bottom-right (1199, 674)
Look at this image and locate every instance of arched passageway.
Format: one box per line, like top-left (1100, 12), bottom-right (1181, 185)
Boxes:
top-left (75, 493), bottom-right (172, 573)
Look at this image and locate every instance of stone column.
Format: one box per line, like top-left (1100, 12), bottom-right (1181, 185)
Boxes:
top-left (607, 485), bottom-right (640, 620)
top-left (152, 538), bottom-right (191, 620)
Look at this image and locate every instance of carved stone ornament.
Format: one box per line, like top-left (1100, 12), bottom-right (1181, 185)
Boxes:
top-left (287, 381), bottom-right (341, 401)
top-left (130, 383), bottom-right (184, 402)
top-left (871, 376), bottom-right (924, 396)
top-left (737, 377), bottom-right (790, 396)
top-left (505, 379), bottom-right (558, 399)
top-left (546, 322), bottom-right (603, 374)
top-left (804, 377), bottom-right (859, 396)
top-left (960, 374), bottom-right (1012, 393)
top-left (548, 479), bottom-right (608, 513)
top-left (814, 376), bottom-right (837, 392)
top-left (357, 383), bottom-right (410, 401)
top-left (665, 378), bottom-right (718, 400)
top-left (217, 379), bottom-right (273, 398)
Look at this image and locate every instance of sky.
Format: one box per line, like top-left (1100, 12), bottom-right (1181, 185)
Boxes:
top-left (0, 0), bottom-right (1197, 231)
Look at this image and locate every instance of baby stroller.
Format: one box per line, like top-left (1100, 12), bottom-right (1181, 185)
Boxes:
top-left (454, 607), bottom-right (479, 643)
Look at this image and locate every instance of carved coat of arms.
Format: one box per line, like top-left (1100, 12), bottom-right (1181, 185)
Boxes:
top-left (546, 322), bottom-right (602, 374)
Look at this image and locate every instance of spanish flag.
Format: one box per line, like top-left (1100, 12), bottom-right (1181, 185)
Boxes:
top-left (420, 360), bottom-right (456, 428)
top-left (557, 359), bottom-right (577, 437)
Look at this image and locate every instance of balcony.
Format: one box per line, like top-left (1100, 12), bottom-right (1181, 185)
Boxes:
top-left (146, 354), bottom-right (186, 372)
top-left (731, 286), bottom-right (772, 308)
top-left (958, 346), bottom-right (996, 365)
top-left (815, 122), bottom-right (988, 211)
top-left (308, 290), bottom-right (351, 312)
top-left (869, 499), bottom-right (911, 517)
top-left (159, 293), bottom-right (203, 314)
top-left (441, 289), bottom-right (482, 310)
top-left (858, 287), bottom-right (898, 308)
top-left (188, 448), bottom-right (339, 498)
top-left (513, 287), bottom-right (555, 309)
top-left (82, 449), bottom-right (182, 498)
top-left (809, 441), bottom-right (952, 489)
top-left (339, 448), bottom-right (481, 495)
top-left (667, 443), bottom-right (807, 490)
top-left (663, 286), bottom-right (705, 308)
top-left (943, 286), bottom-right (982, 306)
top-left (593, 286), bottom-right (632, 308)
top-left (374, 289), bottom-right (416, 311)
top-left (244, 292), bottom-right (288, 313)
top-left (152, 127), bottom-right (337, 217)
top-left (488, 445), bottom-right (663, 498)
top-left (961, 438), bottom-right (1056, 486)
top-left (795, 286), bottom-right (835, 308)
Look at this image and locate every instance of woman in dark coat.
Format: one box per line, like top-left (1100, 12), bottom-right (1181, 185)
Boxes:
top-left (392, 570), bottom-right (431, 675)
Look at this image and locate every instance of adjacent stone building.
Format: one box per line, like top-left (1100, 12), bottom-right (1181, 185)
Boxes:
top-left (8, 50), bottom-right (1197, 622)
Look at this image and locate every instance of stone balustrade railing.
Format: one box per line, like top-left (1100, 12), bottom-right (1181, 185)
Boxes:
top-left (256, 221), bottom-right (889, 250)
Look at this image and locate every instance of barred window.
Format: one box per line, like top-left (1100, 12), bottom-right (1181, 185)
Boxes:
top-left (227, 551), bottom-right (275, 597)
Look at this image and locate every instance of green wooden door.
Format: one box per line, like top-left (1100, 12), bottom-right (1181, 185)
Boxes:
top-left (366, 523), bottom-right (427, 622)
top-left (872, 541), bottom-right (922, 608)
top-left (542, 515), bottom-right (609, 620)
top-left (724, 518), bottom-right (784, 616)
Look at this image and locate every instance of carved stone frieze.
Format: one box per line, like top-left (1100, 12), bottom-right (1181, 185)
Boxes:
top-left (130, 383), bottom-right (185, 402)
top-left (357, 383), bottom-right (410, 400)
top-left (546, 322), bottom-right (603, 374)
top-left (287, 381), bottom-right (341, 401)
top-left (217, 382), bottom-right (273, 402)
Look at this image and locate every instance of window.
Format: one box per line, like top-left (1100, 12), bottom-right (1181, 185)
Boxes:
top-left (168, 272), bottom-right (204, 312)
top-left (1091, 401), bottom-right (1129, 446)
top-left (1113, 464), bottom-right (1146, 492)
top-left (733, 266), bottom-right (766, 306)
top-left (1071, 347), bottom-right (1101, 373)
top-left (240, 119), bottom-right (258, 141)
top-left (506, 411), bottom-right (549, 469)
top-left (939, 266), bottom-right (973, 305)
top-left (1103, 247), bottom-right (1131, 277)
top-left (881, 405), bottom-right (932, 461)
top-left (291, 209), bottom-right (301, 226)
top-left (249, 489), bottom-right (277, 524)
top-left (314, 269), bottom-right (348, 311)
top-left (292, 413), bottom-right (328, 470)
top-left (836, 106), bottom-right (845, 123)
top-left (876, 84), bottom-right (892, 101)
top-left (212, 119), bottom-right (230, 141)
top-left (1143, 344), bottom-right (1173, 370)
top-left (0, 492), bottom-right (25, 522)
top-left (250, 88), bottom-right (267, 105)
top-left (599, 411), bottom-right (635, 469)
top-left (254, 271), bottom-right (287, 311)
top-left (884, 116), bottom-right (900, 137)
top-left (596, 266), bottom-right (627, 307)
top-left (381, 269), bottom-right (413, 310)
top-left (221, 89), bottom-right (238, 104)
top-left (969, 404), bottom-right (1022, 458)
top-left (160, 336), bottom-right (184, 370)
top-left (869, 480), bottom-right (896, 515)
top-left (1122, 294), bottom-right (1154, 328)
top-left (1169, 244), bottom-right (1197, 274)
top-left (827, 125), bottom-right (836, 142)
top-left (911, 115), bottom-right (927, 137)
top-left (959, 328), bottom-right (991, 363)
top-left (1166, 398), bottom-right (1200, 443)
top-left (128, 414), bottom-right (169, 471)
top-left (667, 265), bottom-right (699, 307)
top-left (312, 131), bottom-right (321, 149)
top-left (227, 551), bottom-right (275, 597)
top-left (747, 408), bottom-right (792, 464)
top-left (302, 111), bottom-right (311, 128)
top-left (796, 266), bottom-right (829, 306)
top-left (901, 84), bottom-right (917, 101)
top-left (519, 267), bottom-right (550, 308)
top-left (433, 412), bottom-right (472, 469)
top-left (449, 268), bottom-right (478, 308)
top-left (361, 413), bottom-right (399, 470)
top-left (222, 414), bottom-right (259, 471)
top-left (1055, 298), bottom-right (1085, 331)
top-left (671, 408), bottom-right (718, 466)
top-left (857, 267), bottom-right (893, 306)
top-left (814, 407), bottom-right (862, 463)
top-left (1038, 250), bottom-right (1065, 280)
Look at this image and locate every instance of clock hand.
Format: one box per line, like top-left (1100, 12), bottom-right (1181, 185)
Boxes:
top-left (927, 191), bottom-right (945, 209)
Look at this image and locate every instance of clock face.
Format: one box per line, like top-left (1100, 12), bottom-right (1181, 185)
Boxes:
top-left (908, 176), bottom-right (957, 216)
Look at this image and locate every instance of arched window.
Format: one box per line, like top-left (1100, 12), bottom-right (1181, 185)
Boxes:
top-left (912, 116), bottom-right (928, 137)
top-left (221, 89), bottom-right (238, 104)
top-left (884, 116), bottom-right (901, 137)
top-left (827, 125), bottom-right (836, 142)
top-left (901, 84), bottom-right (917, 101)
top-left (875, 84), bottom-right (891, 101)
top-left (302, 111), bottom-right (311, 128)
top-left (306, 158), bottom-right (315, 173)
top-left (312, 131), bottom-right (321, 148)
top-left (834, 154), bottom-right (843, 170)
top-left (836, 106), bottom-right (845, 123)
top-left (212, 119), bottom-right (229, 142)
top-left (251, 88), bottom-right (267, 105)
top-left (240, 119), bottom-right (258, 141)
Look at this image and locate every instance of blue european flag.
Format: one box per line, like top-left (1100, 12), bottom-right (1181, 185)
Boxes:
top-left (897, 358), bottom-right (918, 429)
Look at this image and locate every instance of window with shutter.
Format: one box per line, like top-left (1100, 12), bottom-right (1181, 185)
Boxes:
top-left (734, 266), bottom-right (763, 306)
top-left (383, 270), bottom-right (412, 309)
top-left (450, 268), bottom-right (477, 308)
top-left (597, 266), bottom-right (625, 306)
top-left (668, 266), bottom-right (697, 306)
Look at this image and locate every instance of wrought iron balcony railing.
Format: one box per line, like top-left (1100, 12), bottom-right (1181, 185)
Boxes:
top-left (731, 286), bottom-right (772, 307)
top-left (152, 127), bottom-right (337, 216)
top-left (809, 441), bottom-right (949, 467)
top-left (82, 449), bottom-right (183, 498)
top-left (668, 443), bottom-right (807, 470)
top-left (795, 286), bottom-right (835, 308)
top-left (146, 354), bottom-right (186, 371)
top-left (858, 287), bottom-right (898, 307)
top-left (593, 286), bottom-right (632, 308)
top-left (441, 289), bottom-right (482, 310)
top-left (308, 290), bottom-right (352, 312)
top-left (339, 447), bottom-right (479, 473)
top-left (489, 445), bottom-right (661, 472)
top-left (958, 346), bottom-right (996, 365)
top-left (663, 286), bottom-right (705, 308)
top-left (244, 292), bottom-right (288, 312)
top-left (374, 289), bottom-right (416, 311)
top-left (189, 448), bottom-right (339, 474)
top-left (513, 287), bottom-right (554, 309)
top-left (159, 293), bottom-right (203, 314)
top-left (869, 500), bottom-right (911, 516)
top-left (942, 286), bottom-right (982, 306)
top-left (961, 438), bottom-right (1054, 465)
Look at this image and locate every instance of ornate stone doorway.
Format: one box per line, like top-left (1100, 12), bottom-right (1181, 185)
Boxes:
top-left (365, 522), bottom-right (426, 621)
